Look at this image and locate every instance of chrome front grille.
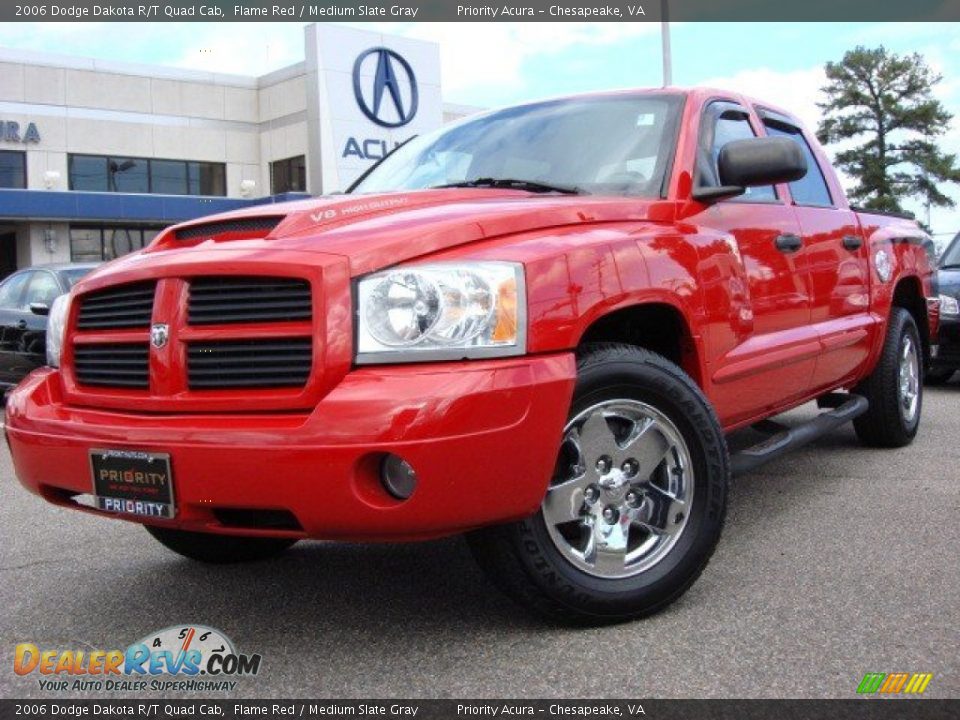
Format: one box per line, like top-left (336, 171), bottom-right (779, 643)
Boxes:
top-left (71, 275), bottom-right (315, 394)
top-left (73, 343), bottom-right (150, 389)
top-left (188, 277), bottom-right (312, 325)
top-left (76, 282), bottom-right (156, 330)
top-left (186, 338), bottom-right (313, 389)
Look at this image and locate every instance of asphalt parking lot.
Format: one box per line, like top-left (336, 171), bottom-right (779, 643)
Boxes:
top-left (1, 384), bottom-right (958, 700)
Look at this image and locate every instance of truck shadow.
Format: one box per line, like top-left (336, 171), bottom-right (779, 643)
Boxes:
top-left (83, 534), bottom-right (555, 636)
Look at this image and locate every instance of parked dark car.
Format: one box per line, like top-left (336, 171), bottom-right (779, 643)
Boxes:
top-left (0, 263), bottom-right (97, 390)
top-left (930, 232), bottom-right (960, 384)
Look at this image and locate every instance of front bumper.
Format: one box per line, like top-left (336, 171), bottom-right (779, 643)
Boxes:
top-left (931, 315), bottom-right (960, 371)
top-left (6, 354), bottom-right (576, 541)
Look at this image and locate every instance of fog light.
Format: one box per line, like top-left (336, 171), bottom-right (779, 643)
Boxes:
top-left (380, 454), bottom-right (418, 500)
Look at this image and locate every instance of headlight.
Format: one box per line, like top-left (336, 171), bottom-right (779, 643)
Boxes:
top-left (941, 294), bottom-right (960, 317)
top-left (46, 293), bottom-right (72, 368)
top-left (356, 261), bottom-right (526, 363)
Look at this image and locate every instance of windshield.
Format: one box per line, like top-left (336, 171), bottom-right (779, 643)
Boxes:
top-left (351, 94), bottom-right (683, 198)
top-left (942, 233), bottom-right (960, 267)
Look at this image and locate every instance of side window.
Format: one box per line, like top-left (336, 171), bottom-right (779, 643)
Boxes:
top-left (0, 272), bottom-right (29, 310)
top-left (698, 108), bottom-right (776, 202)
top-left (22, 272), bottom-right (61, 309)
top-left (764, 123), bottom-right (833, 207)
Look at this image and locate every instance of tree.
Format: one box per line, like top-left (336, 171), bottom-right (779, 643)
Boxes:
top-left (816, 45), bottom-right (960, 215)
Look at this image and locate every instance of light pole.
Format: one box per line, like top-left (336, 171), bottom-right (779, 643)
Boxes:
top-left (661, 0), bottom-right (672, 87)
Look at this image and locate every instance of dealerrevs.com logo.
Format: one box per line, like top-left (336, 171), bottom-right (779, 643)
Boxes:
top-left (14, 625), bottom-right (261, 693)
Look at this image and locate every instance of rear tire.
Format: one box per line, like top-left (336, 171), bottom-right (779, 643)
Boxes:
top-left (853, 308), bottom-right (923, 448)
top-left (468, 343), bottom-right (729, 624)
top-left (145, 525), bottom-right (297, 564)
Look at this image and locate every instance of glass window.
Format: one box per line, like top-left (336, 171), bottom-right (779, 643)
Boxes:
top-left (150, 159), bottom-right (188, 195)
top-left (0, 272), bottom-right (29, 310)
top-left (104, 227), bottom-right (144, 260)
top-left (70, 225), bottom-right (164, 262)
top-left (271, 156), bottom-right (307, 194)
top-left (764, 124), bottom-right (833, 207)
top-left (70, 227), bottom-right (103, 262)
top-left (188, 162), bottom-right (227, 196)
top-left (108, 157), bottom-right (149, 193)
top-left (940, 233), bottom-right (960, 268)
top-left (22, 271), bottom-right (61, 309)
top-left (60, 267), bottom-right (95, 289)
top-left (69, 155), bottom-right (109, 192)
top-left (0, 150), bottom-right (26, 189)
top-left (701, 113), bottom-right (777, 202)
top-left (68, 155), bottom-right (227, 196)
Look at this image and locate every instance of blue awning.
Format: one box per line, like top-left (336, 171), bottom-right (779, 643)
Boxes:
top-left (0, 189), bottom-right (311, 224)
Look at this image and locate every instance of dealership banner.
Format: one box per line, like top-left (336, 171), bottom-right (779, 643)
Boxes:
top-left (1, 701), bottom-right (959, 719)
top-left (5, 0), bottom-right (960, 22)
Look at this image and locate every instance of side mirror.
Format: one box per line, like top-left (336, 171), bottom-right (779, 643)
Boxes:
top-left (29, 302), bottom-right (50, 316)
top-left (693, 137), bottom-right (808, 202)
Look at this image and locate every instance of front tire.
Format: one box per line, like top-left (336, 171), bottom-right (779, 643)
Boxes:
top-left (145, 525), bottom-right (297, 564)
top-left (853, 308), bottom-right (923, 448)
top-left (468, 343), bottom-right (729, 624)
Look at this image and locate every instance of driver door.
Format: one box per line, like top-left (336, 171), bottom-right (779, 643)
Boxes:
top-left (693, 101), bottom-right (815, 426)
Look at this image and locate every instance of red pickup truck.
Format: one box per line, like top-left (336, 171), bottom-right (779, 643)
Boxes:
top-left (6, 87), bottom-right (937, 624)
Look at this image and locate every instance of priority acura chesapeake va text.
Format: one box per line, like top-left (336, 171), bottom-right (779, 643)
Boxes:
top-left (6, 88), bottom-right (937, 623)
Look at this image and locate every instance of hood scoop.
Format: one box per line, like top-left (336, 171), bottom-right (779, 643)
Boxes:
top-left (170, 216), bottom-right (285, 244)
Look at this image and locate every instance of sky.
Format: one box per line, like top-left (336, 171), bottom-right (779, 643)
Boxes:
top-left (3, 21), bottom-right (959, 247)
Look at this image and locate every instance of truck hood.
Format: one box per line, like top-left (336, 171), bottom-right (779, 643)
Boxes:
top-left (141, 189), bottom-right (676, 277)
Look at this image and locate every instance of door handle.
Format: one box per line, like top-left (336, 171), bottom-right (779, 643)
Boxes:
top-left (17, 320), bottom-right (26, 329)
top-left (775, 234), bottom-right (803, 253)
top-left (842, 235), bottom-right (863, 251)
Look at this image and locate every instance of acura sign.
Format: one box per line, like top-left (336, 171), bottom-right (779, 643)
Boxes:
top-left (305, 24), bottom-right (442, 193)
top-left (353, 48), bottom-right (419, 128)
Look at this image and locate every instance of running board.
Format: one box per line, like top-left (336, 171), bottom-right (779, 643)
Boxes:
top-left (731, 393), bottom-right (869, 478)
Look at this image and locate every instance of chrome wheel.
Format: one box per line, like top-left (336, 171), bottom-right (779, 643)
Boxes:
top-left (542, 399), bottom-right (694, 579)
top-left (899, 334), bottom-right (920, 424)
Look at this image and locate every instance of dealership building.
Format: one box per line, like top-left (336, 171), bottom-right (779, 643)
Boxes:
top-left (0, 23), bottom-right (476, 277)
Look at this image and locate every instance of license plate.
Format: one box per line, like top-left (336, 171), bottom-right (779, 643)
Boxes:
top-left (90, 449), bottom-right (175, 519)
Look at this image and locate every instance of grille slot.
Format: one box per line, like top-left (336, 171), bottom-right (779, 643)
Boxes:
top-left (77, 282), bottom-right (156, 330)
top-left (175, 216), bottom-right (282, 241)
top-left (188, 277), bottom-right (312, 325)
top-left (187, 338), bottom-right (312, 389)
top-left (74, 343), bottom-right (150, 389)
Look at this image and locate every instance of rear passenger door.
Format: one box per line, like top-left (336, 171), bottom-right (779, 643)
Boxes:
top-left (693, 101), bottom-right (815, 424)
top-left (760, 111), bottom-right (873, 391)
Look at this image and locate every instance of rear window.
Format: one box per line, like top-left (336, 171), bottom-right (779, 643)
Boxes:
top-left (61, 267), bottom-right (94, 289)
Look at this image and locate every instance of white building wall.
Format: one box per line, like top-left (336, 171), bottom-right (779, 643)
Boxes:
top-left (0, 27), bottom-right (483, 271)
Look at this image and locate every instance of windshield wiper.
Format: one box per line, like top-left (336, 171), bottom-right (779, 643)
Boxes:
top-left (432, 177), bottom-right (583, 195)
top-left (941, 263), bottom-right (960, 270)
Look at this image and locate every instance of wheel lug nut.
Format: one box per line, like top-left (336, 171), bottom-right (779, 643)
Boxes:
top-left (584, 485), bottom-right (599, 504)
top-left (596, 456), bottom-right (611, 474)
top-left (621, 459), bottom-right (638, 477)
top-left (625, 491), bottom-right (639, 507)
top-left (602, 506), bottom-right (619, 523)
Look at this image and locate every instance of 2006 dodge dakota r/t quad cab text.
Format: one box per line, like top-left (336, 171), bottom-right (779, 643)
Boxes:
top-left (6, 88), bottom-right (937, 623)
